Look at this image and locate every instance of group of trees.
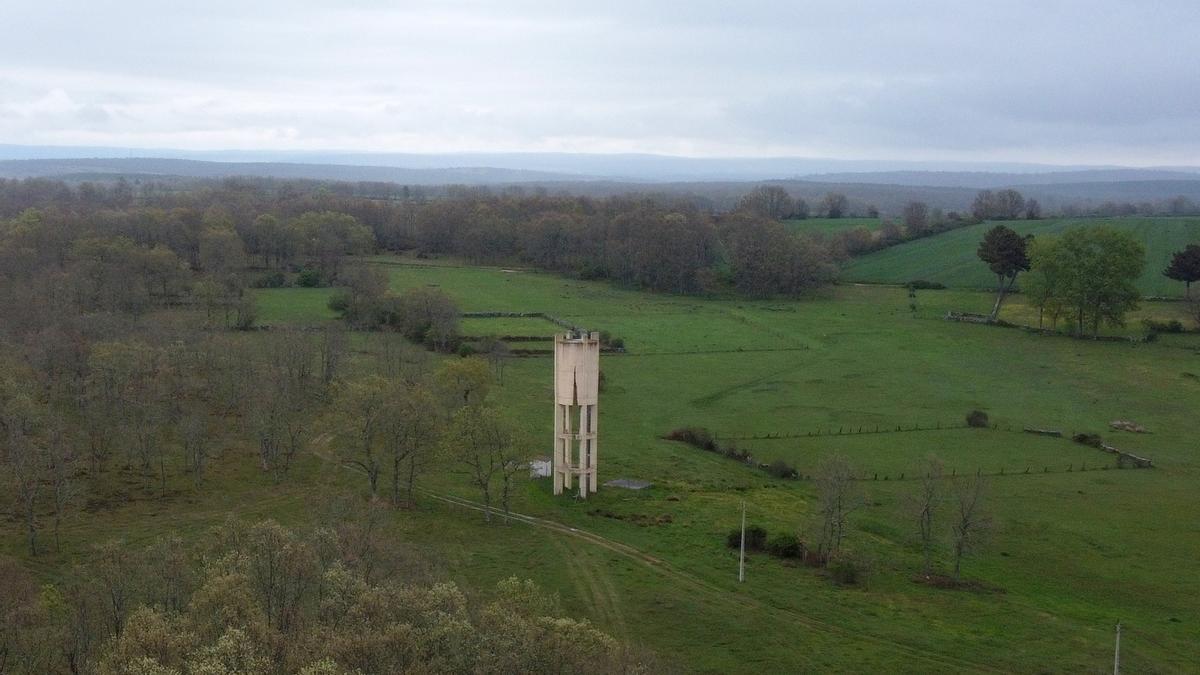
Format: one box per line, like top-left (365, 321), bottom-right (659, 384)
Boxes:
top-left (735, 186), bottom-right (856, 221)
top-left (909, 456), bottom-right (991, 581)
top-left (0, 317), bottom-right (368, 556)
top-left (0, 518), bottom-right (655, 674)
top-left (329, 266), bottom-right (462, 350)
top-left (0, 177), bottom-right (840, 300)
top-left (1024, 228), bottom-right (1146, 335)
top-left (329, 354), bottom-right (523, 522)
top-left (971, 190), bottom-right (1039, 221)
top-left (797, 453), bottom-right (990, 583)
top-left (976, 223), bottom-right (1158, 335)
top-left (1060, 195), bottom-right (1200, 219)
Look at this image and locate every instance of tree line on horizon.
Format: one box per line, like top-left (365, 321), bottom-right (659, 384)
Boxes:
top-left (0, 177), bottom-right (843, 300)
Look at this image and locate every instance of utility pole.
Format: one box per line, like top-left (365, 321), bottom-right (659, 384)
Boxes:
top-left (1113, 621), bottom-right (1121, 675)
top-left (738, 501), bottom-right (746, 583)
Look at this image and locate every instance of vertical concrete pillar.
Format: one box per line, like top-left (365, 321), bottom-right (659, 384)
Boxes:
top-left (553, 331), bottom-right (600, 497)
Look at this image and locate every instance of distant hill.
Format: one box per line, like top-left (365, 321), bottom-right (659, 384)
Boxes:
top-left (3, 153), bottom-right (1200, 217)
top-left (1012, 180), bottom-right (1200, 210)
top-left (842, 217), bottom-right (1200, 297)
top-left (0, 157), bottom-right (585, 185)
top-left (803, 169), bottom-right (1200, 189)
top-left (8, 143), bottom-right (1200, 182)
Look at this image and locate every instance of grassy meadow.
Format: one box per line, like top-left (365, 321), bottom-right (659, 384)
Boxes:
top-left (785, 216), bottom-right (882, 234)
top-left (245, 257), bottom-right (1199, 672)
top-left (843, 216), bottom-right (1200, 296)
top-left (6, 253), bottom-right (1200, 672)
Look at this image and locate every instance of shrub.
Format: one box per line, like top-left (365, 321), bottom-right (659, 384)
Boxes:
top-left (828, 554), bottom-right (868, 586)
top-left (725, 525), bottom-right (768, 552)
top-left (597, 331), bottom-right (626, 350)
top-left (1142, 318), bottom-right (1184, 334)
top-left (665, 427), bottom-right (717, 452)
top-left (765, 459), bottom-right (798, 479)
top-left (766, 533), bottom-right (804, 559)
top-left (233, 296), bottom-right (258, 331)
top-left (905, 280), bottom-right (946, 290)
top-left (251, 271), bottom-right (287, 288)
top-left (457, 342), bottom-right (478, 357)
top-left (327, 291), bottom-right (350, 313)
top-left (296, 267), bottom-right (324, 287)
top-left (966, 410), bottom-right (989, 428)
top-left (1072, 432), bottom-right (1103, 448)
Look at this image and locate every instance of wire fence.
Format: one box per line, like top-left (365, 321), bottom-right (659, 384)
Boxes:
top-left (717, 421), bottom-right (988, 441)
top-left (677, 422), bottom-right (1158, 482)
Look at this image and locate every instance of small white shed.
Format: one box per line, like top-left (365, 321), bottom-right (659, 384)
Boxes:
top-left (529, 456), bottom-right (552, 478)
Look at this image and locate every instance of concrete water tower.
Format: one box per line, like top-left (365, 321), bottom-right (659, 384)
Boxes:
top-left (553, 330), bottom-right (600, 497)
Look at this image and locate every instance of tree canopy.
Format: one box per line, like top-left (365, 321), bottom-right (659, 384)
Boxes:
top-left (976, 225), bottom-right (1031, 320)
top-left (1027, 227), bottom-right (1145, 336)
top-left (1163, 243), bottom-right (1200, 298)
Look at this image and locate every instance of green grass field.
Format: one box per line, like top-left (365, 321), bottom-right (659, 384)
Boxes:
top-left (843, 217), bottom-right (1200, 297)
top-left (10, 257), bottom-right (1200, 672)
top-left (785, 216), bottom-right (881, 234)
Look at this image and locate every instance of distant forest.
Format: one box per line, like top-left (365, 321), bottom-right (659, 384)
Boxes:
top-left (2, 176), bottom-right (1199, 307)
top-left (0, 177), bottom-right (845, 299)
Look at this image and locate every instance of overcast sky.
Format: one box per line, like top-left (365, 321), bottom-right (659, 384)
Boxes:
top-left (2, 0), bottom-right (1198, 164)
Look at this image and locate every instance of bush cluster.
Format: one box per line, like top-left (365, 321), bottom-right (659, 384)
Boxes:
top-left (905, 279), bottom-right (946, 290)
top-left (765, 459), bottom-right (798, 479)
top-left (966, 410), bottom-right (990, 428)
top-left (1142, 318), bottom-right (1185, 334)
top-left (295, 267), bottom-right (325, 287)
top-left (828, 554), bottom-right (868, 586)
top-left (724, 526), bottom-right (810, 562)
top-left (766, 533), bottom-right (806, 559)
top-left (725, 525), bottom-right (768, 551)
top-left (664, 426), bottom-right (752, 463)
top-left (251, 270), bottom-right (288, 288)
top-left (598, 330), bottom-right (626, 350)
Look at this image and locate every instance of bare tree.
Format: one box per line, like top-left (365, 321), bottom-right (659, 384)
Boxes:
top-left (382, 384), bottom-right (442, 508)
top-left (0, 372), bottom-right (45, 555)
top-left (48, 424), bottom-right (80, 552)
top-left (434, 356), bottom-right (493, 409)
top-left (179, 411), bottom-right (210, 488)
top-left (484, 339), bottom-right (511, 385)
top-left (333, 376), bottom-right (390, 497)
top-left (903, 201), bottom-right (930, 237)
top-left (90, 540), bottom-right (137, 638)
top-left (443, 405), bottom-right (517, 523)
top-left (8, 436), bottom-right (46, 556)
top-left (820, 192), bottom-right (849, 219)
top-left (951, 474), bottom-right (992, 580)
top-left (737, 185), bottom-right (796, 220)
top-left (319, 326), bottom-right (347, 388)
top-left (814, 454), bottom-right (861, 562)
top-left (909, 455), bottom-right (944, 576)
top-left (498, 450), bottom-right (526, 520)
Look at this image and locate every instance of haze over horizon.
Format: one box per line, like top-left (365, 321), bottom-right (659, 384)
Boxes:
top-left (3, 1), bottom-right (1199, 166)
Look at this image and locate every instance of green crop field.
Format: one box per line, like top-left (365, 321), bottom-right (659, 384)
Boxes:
top-left (10, 258), bottom-right (1200, 673)
top-left (843, 216), bottom-right (1200, 297)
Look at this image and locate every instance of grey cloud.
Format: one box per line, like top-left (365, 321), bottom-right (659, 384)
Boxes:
top-left (1, 1), bottom-right (1198, 163)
